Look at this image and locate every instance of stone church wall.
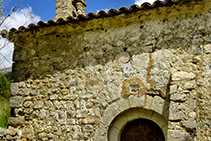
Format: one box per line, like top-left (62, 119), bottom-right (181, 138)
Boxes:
top-left (1, 1), bottom-right (211, 140)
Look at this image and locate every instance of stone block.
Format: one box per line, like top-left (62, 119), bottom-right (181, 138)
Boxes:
top-left (144, 95), bottom-right (153, 109)
top-left (23, 101), bottom-right (32, 108)
top-left (72, 132), bottom-right (83, 140)
top-left (191, 45), bottom-right (202, 55)
top-left (50, 94), bottom-right (57, 100)
top-left (44, 101), bottom-right (53, 109)
top-left (80, 94), bottom-right (93, 100)
top-left (184, 80), bottom-right (196, 90)
top-left (192, 56), bottom-right (202, 64)
top-left (82, 125), bottom-right (94, 132)
top-left (68, 94), bottom-right (78, 101)
top-left (22, 125), bottom-right (34, 136)
top-left (203, 44), bottom-right (211, 54)
top-left (13, 49), bottom-right (26, 61)
top-left (101, 103), bottom-right (120, 126)
top-left (162, 102), bottom-right (170, 120)
top-left (18, 82), bottom-right (26, 88)
top-left (39, 110), bottom-right (47, 119)
top-left (121, 61), bottom-right (134, 76)
top-left (6, 135), bottom-right (13, 140)
top-left (51, 88), bottom-right (59, 94)
top-left (53, 101), bottom-right (63, 109)
top-left (21, 88), bottom-right (30, 96)
top-left (38, 132), bottom-right (47, 139)
top-left (137, 108), bottom-right (153, 120)
top-left (169, 111), bottom-right (183, 121)
top-left (10, 83), bottom-right (18, 96)
top-left (57, 110), bottom-right (65, 118)
top-left (170, 85), bottom-right (177, 94)
top-left (169, 102), bottom-right (184, 121)
top-left (151, 112), bottom-right (168, 129)
top-left (128, 95), bottom-right (145, 108)
top-left (114, 52), bottom-right (130, 70)
top-left (170, 93), bottom-right (187, 101)
top-left (12, 70), bottom-right (24, 82)
top-left (162, 124), bottom-right (168, 137)
top-left (76, 109), bottom-right (87, 118)
top-left (124, 108), bottom-right (139, 122)
top-left (167, 130), bottom-right (190, 141)
top-left (55, 63), bottom-right (69, 70)
top-left (67, 119), bottom-right (76, 125)
top-left (8, 117), bottom-right (24, 127)
top-left (93, 124), bottom-right (108, 141)
top-left (34, 124), bottom-right (45, 133)
top-left (169, 38), bottom-right (186, 47)
top-left (0, 127), bottom-right (6, 135)
top-left (50, 78), bottom-right (58, 83)
top-left (81, 118), bottom-right (95, 124)
top-left (9, 96), bottom-right (23, 108)
top-left (168, 121), bottom-right (183, 130)
top-left (184, 99), bottom-right (197, 110)
top-left (172, 71), bottom-right (195, 81)
top-left (188, 111), bottom-right (197, 119)
top-left (66, 80), bottom-right (78, 88)
top-left (116, 98), bottom-right (130, 114)
top-left (150, 96), bottom-right (165, 115)
top-left (182, 120), bottom-right (197, 131)
top-left (108, 126), bottom-right (119, 141)
top-left (133, 53), bottom-right (149, 70)
top-left (31, 89), bottom-right (39, 96)
top-left (33, 101), bottom-right (43, 109)
top-left (112, 113), bottom-right (128, 130)
top-left (58, 119), bottom-right (67, 125)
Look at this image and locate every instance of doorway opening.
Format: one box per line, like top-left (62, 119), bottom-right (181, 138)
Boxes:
top-left (121, 118), bottom-right (165, 141)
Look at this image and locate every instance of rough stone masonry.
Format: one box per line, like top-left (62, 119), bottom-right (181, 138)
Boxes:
top-left (1, 0), bottom-right (211, 140)
top-left (55, 0), bottom-right (86, 20)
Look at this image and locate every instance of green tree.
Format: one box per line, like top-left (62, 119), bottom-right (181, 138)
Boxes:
top-left (0, 73), bottom-right (11, 100)
top-left (0, 73), bottom-right (11, 128)
top-left (0, 100), bottom-right (10, 128)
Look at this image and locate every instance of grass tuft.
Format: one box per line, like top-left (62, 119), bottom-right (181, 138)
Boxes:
top-left (0, 99), bottom-right (10, 128)
top-left (0, 73), bottom-right (11, 128)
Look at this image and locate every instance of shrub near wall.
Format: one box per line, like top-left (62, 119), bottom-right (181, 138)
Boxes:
top-left (0, 73), bottom-right (11, 128)
top-left (0, 100), bottom-right (10, 128)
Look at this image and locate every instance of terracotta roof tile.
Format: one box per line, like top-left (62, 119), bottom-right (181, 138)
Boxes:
top-left (2, 0), bottom-right (202, 35)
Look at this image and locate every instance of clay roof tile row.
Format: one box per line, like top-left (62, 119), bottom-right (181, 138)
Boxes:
top-left (3, 0), bottom-right (198, 35)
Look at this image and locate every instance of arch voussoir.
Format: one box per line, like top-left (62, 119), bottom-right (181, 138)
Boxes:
top-left (94, 95), bottom-right (169, 141)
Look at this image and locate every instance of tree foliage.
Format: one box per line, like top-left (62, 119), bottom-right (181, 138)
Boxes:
top-left (0, 73), bottom-right (11, 100)
top-left (0, 73), bottom-right (11, 128)
top-left (0, 100), bottom-right (10, 128)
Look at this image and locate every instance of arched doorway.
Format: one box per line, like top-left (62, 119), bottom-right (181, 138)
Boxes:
top-left (107, 108), bottom-right (168, 141)
top-left (93, 97), bottom-right (169, 141)
top-left (121, 118), bottom-right (165, 141)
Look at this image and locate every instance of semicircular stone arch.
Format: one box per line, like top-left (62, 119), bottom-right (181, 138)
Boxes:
top-left (93, 95), bottom-right (169, 141)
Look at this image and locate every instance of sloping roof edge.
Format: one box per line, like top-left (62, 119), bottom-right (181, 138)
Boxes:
top-left (1, 0), bottom-right (204, 37)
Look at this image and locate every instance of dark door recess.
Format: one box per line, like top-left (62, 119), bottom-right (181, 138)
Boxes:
top-left (121, 119), bottom-right (165, 141)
